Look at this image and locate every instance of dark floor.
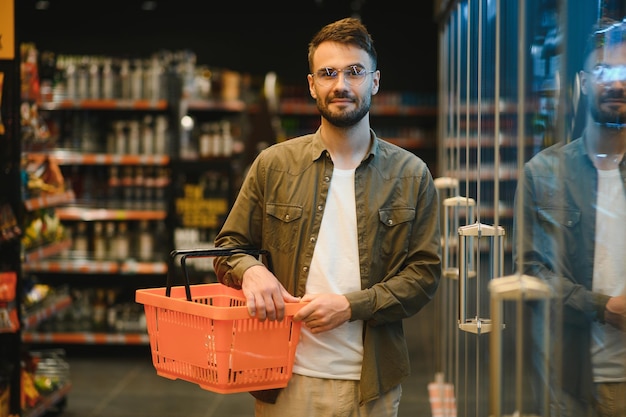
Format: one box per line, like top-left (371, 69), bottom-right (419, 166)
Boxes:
top-left (51, 302), bottom-right (439, 417)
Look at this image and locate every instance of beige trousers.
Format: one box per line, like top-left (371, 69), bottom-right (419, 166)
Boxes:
top-left (255, 374), bottom-right (402, 417)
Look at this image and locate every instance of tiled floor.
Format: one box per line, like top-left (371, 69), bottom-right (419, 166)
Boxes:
top-left (52, 302), bottom-right (438, 417)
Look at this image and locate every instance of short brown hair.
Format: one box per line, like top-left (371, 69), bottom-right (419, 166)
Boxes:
top-left (583, 18), bottom-right (626, 69)
top-left (307, 17), bottom-right (377, 72)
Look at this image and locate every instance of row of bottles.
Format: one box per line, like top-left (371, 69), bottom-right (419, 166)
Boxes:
top-left (64, 220), bottom-right (167, 262)
top-left (63, 165), bottom-right (170, 210)
top-left (56, 113), bottom-right (171, 155)
top-left (35, 287), bottom-right (146, 333)
top-left (38, 50), bottom-right (176, 102)
top-left (180, 117), bottom-right (240, 159)
top-left (32, 48), bottom-right (247, 104)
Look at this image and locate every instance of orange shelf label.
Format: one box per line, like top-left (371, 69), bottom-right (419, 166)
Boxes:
top-left (0, 0), bottom-right (15, 60)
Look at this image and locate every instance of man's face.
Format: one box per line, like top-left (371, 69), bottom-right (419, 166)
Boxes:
top-left (307, 41), bottom-right (380, 128)
top-left (583, 42), bottom-right (626, 125)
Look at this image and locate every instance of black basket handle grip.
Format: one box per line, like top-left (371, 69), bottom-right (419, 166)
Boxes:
top-left (166, 248), bottom-right (273, 301)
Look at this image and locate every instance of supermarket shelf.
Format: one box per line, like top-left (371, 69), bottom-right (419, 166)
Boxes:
top-left (372, 104), bottom-right (438, 116)
top-left (120, 260), bottom-right (168, 275)
top-left (448, 99), bottom-right (536, 114)
top-left (23, 294), bottom-right (73, 330)
top-left (56, 207), bottom-right (167, 221)
top-left (444, 164), bottom-right (519, 181)
top-left (24, 239), bottom-right (72, 263)
top-left (23, 382), bottom-right (72, 417)
top-left (22, 331), bottom-right (149, 345)
top-left (386, 137), bottom-right (434, 149)
top-left (23, 259), bottom-right (167, 275)
top-left (185, 98), bottom-right (246, 112)
top-left (24, 190), bottom-right (76, 212)
top-left (30, 150), bottom-right (170, 166)
top-left (40, 98), bottom-right (168, 110)
top-left (443, 134), bottom-right (536, 148)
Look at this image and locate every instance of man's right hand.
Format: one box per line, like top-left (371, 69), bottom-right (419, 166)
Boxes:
top-left (605, 295), bottom-right (626, 331)
top-left (241, 264), bottom-right (300, 321)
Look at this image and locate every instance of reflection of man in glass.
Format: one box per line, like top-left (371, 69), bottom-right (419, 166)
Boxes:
top-left (514, 20), bottom-right (626, 417)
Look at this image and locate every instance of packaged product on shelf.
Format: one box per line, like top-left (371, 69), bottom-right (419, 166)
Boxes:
top-left (20, 43), bottom-right (40, 102)
top-left (22, 153), bottom-right (65, 198)
top-left (0, 272), bottom-right (19, 333)
top-left (0, 204), bottom-right (21, 243)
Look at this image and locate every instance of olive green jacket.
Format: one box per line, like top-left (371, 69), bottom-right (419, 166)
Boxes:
top-left (214, 128), bottom-right (441, 405)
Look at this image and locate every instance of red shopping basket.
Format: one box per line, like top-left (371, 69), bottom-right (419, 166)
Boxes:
top-left (135, 248), bottom-right (305, 394)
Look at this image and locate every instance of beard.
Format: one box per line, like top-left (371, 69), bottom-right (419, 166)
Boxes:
top-left (588, 90), bottom-right (626, 125)
top-left (315, 92), bottom-right (371, 128)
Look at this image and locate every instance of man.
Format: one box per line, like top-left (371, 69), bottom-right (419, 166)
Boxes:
top-left (213, 17), bottom-right (441, 417)
top-left (514, 19), bottom-right (626, 417)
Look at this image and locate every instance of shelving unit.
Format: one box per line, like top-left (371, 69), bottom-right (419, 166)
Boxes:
top-left (19, 94), bottom-right (174, 344)
top-left (169, 97), bottom-right (250, 282)
top-left (440, 99), bottom-right (539, 253)
top-left (14, 175), bottom-right (75, 416)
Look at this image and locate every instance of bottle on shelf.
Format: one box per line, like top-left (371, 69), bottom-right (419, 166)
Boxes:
top-left (107, 166), bottom-right (121, 207)
top-left (93, 221), bottom-right (107, 260)
top-left (113, 120), bottom-right (126, 155)
top-left (121, 167), bottom-right (134, 209)
top-left (92, 288), bottom-right (107, 331)
top-left (101, 58), bottom-right (114, 100)
top-left (73, 222), bottom-right (89, 258)
top-left (154, 115), bottom-right (169, 155)
top-left (119, 59), bottom-right (131, 100)
top-left (104, 222), bottom-right (116, 259)
top-left (113, 221), bottom-right (130, 261)
top-left (106, 288), bottom-right (118, 331)
top-left (127, 120), bottom-right (140, 155)
top-left (137, 220), bottom-right (154, 262)
top-left (133, 166), bottom-right (145, 209)
top-left (141, 115), bottom-right (154, 155)
top-left (143, 166), bottom-right (155, 209)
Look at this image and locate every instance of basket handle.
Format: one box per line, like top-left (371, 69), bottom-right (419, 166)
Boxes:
top-left (166, 248), bottom-right (273, 301)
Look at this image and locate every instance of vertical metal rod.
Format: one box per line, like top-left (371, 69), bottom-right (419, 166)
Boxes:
top-left (444, 202), bottom-right (451, 273)
top-left (465, 0), bottom-right (472, 202)
top-left (490, 295), bottom-right (503, 417)
top-left (456, 5), bottom-right (462, 182)
top-left (516, 0), bottom-right (527, 275)
top-left (516, 294), bottom-right (524, 414)
top-left (543, 299), bottom-right (551, 417)
top-left (476, 0), bottom-right (483, 225)
top-left (494, 0), bottom-right (501, 231)
top-left (459, 232), bottom-right (467, 324)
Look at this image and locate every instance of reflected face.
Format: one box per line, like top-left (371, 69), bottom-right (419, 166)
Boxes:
top-left (583, 42), bottom-right (626, 125)
top-left (307, 42), bottom-right (380, 128)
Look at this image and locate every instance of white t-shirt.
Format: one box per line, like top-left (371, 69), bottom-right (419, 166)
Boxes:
top-left (292, 167), bottom-right (364, 380)
top-left (591, 168), bottom-right (626, 382)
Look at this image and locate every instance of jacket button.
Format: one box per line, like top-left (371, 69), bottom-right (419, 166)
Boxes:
top-left (387, 219), bottom-right (394, 225)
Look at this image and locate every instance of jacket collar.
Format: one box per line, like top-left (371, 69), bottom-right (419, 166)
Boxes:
top-left (309, 127), bottom-right (378, 164)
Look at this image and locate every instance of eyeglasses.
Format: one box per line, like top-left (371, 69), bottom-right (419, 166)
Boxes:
top-left (587, 63), bottom-right (626, 84)
top-left (311, 65), bottom-right (375, 87)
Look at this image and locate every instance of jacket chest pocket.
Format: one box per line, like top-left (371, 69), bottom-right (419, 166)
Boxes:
top-left (537, 207), bottom-right (580, 229)
top-left (265, 203), bottom-right (303, 254)
top-left (377, 207), bottom-right (416, 256)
